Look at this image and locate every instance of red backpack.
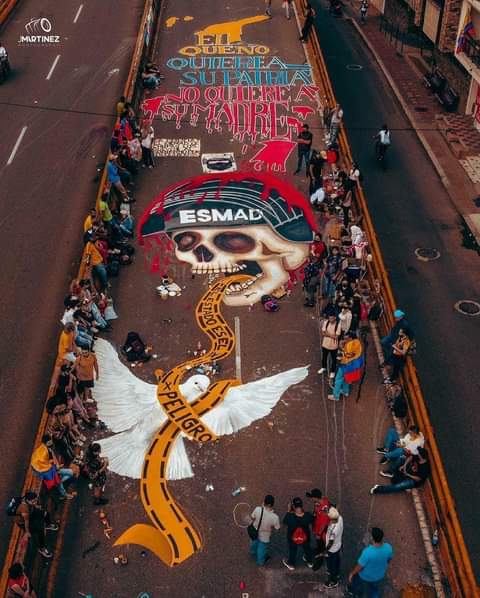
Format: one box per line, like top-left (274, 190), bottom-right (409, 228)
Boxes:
top-left (291, 526), bottom-right (308, 545)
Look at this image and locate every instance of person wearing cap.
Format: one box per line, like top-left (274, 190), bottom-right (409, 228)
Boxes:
top-left (380, 310), bottom-right (413, 361)
top-left (371, 447), bottom-right (430, 495)
top-left (306, 489), bottom-right (331, 568)
top-left (294, 124), bottom-right (313, 176)
top-left (347, 527), bottom-right (393, 596)
top-left (249, 494), bottom-right (280, 566)
top-left (282, 497), bottom-right (315, 570)
top-left (323, 506), bottom-right (344, 588)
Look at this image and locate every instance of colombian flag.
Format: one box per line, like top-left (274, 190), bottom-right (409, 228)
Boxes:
top-left (341, 339), bottom-right (365, 384)
top-left (456, 9), bottom-right (476, 54)
top-left (31, 443), bottom-right (59, 486)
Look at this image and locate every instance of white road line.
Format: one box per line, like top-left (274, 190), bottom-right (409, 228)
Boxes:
top-left (46, 54), bottom-right (61, 80)
top-left (234, 316), bottom-right (242, 381)
top-left (73, 4), bottom-right (84, 23)
top-left (7, 126), bottom-right (28, 165)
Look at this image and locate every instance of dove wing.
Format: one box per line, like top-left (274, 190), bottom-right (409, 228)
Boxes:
top-left (93, 338), bottom-right (160, 433)
top-left (201, 366), bottom-right (309, 436)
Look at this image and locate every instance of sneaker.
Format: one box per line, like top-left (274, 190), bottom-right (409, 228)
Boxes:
top-left (327, 394), bottom-right (337, 401)
top-left (45, 523), bottom-right (59, 531)
top-left (379, 456), bottom-right (388, 465)
top-left (376, 447), bottom-right (387, 454)
top-left (329, 372), bottom-right (335, 379)
top-left (324, 580), bottom-right (339, 588)
top-left (38, 547), bottom-right (53, 558)
top-left (148, 165), bottom-right (153, 169)
top-left (370, 485), bottom-right (380, 495)
top-left (379, 471), bottom-right (393, 478)
top-left (282, 558), bottom-right (295, 571)
top-left (302, 556), bottom-right (314, 568)
top-left (317, 368), bottom-right (326, 375)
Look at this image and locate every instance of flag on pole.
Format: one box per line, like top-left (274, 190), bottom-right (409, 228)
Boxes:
top-left (456, 8), bottom-right (476, 54)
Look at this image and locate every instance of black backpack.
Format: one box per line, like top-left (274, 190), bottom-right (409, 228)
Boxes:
top-left (6, 496), bottom-right (22, 516)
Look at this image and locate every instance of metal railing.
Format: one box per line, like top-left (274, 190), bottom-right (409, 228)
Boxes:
top-left (300, 1), bottom-right (479, 594)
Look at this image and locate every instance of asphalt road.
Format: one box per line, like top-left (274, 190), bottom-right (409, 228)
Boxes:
top-left (0, 0), bottom-right (143, 566)
top-left (312, 2), bottom-right (480, 578)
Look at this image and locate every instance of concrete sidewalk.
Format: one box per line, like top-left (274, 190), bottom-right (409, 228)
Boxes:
top-left (48, 1), bottom-right (434, 596)
top-left (344, 5), bottom-right (480, 246)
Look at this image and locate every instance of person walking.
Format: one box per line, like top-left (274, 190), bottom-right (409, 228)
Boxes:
top-left (347, 527), bottom-right (393, 596)
top-left (282, 497), bottom-right (315, 570)
top-left (318, 314), bottom-right (342, 379)
top-left (323, 507), bottom-right (344, 588)
top-left (282, 0), bottom-right (293, 19)
top-left (299, 4), bottom-right (316, 42)
top-left (329, 104), bottom-right (343, 144)
top-left (360, 0), bottom-right (368, 23)
top-left (294, 124), bottom-right (313, 175)
top-left (249, 494), bottom-right (280, 566)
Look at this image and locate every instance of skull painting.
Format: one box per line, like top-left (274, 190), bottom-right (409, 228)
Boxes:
top-left (139, 172), bottom-right (317, 306)
top-left (171, 225), bottom-right (308, 306)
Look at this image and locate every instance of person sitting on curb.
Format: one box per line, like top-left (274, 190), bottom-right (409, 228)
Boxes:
top-left (371, 448), bottom-right (430, 494)
top-left (383, 328), bottom-right (411, 382)
top-left (7, 562), bottom-right (37, 597)
top-left (376, 425), bottom-right (425, 472)
top-left (14, 491), bottom-right (58, 559)
top-left (31, 434), bottom-right (75, 500)
top-left (347, 527), bottom-right (393, 596)
top-left (380, 309), bottom-right (414, 360)
top-left (249, 494), bottom-right (281, 566)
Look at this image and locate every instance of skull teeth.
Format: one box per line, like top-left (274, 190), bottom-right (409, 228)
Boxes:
top-left (191, 263), bottom-right (253, 275)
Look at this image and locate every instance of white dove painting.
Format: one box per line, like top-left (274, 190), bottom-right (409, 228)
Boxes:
top-left (93, 338), bottom-right (309, 482)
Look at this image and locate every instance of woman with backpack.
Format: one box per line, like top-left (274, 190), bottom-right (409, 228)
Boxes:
top-left (282, 497), bottom-right (315, 570)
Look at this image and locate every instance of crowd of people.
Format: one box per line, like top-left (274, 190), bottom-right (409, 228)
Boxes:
top-left (249, 492), bottom-right (393, 595)
top-left (5, 96), bottom-right (153, 592)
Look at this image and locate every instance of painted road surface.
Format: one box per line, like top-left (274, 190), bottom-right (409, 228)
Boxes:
top-left (19, 1), bottom-right (433, 596)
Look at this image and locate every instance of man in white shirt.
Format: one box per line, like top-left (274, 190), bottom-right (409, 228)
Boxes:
top-left (249, 494), bottom-right (281, 566)
top-left (323, 507), bottom-right (344, 588)
top-left (376, 425), bottom-right (424, 475)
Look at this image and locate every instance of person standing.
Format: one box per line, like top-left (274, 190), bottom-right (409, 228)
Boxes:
top-left (74, 348), bottom-right (99, 403)
top-left (294, 124), bottom-right (313, 175)
top-left (306, 489), bottom-right (331, 569)
top-left (141, 120), bottom-right (155, 168)
top-left (265, 0), bottom-right (272, 17)
top-left (299, 4), bottom-right (316, 42)
top-left (380, 309), bottom-right (414, 360)
top-left (323, 507), bottom-right (344, 588)
top-left (347, 527), bottom-right (393, 596)
top-left (84, 443), bottom-right (109, 505)
top-left (318, 314), bottom-right (342, 379)
top-left (303, 257), bottom-right (323, 307)
top-left (308, 149), bottom-right (326, 194)
top-left (249, 494), bottom-right (280, 566)
top-left (360, 0), bottom-right (368, 24)
top-left (282, 0), bottom-right (293, 19)
top-left (282, 497), bottom-right (315, 570)
top-left (14, 492), bottom-right (58, 559)
top-left (329, 104), bottom-right (344, 144)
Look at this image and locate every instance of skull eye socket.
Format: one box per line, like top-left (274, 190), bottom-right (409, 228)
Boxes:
top-left (213, 232), bottom-right (256, 254)
top-left (173, 232), bottom-right (200, 252)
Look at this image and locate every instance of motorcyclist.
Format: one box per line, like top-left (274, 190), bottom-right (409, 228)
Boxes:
top-left (374, 124), bottom-right (391, 160)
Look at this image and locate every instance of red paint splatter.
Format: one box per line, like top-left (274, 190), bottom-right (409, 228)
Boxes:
top-left (249, 139), bottom-right (296, 173)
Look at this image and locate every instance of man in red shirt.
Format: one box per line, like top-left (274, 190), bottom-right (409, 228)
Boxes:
top-left (306, 488), bottom-right (331, 569)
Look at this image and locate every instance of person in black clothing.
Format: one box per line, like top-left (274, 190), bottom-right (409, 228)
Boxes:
top-left (370, 448), bottom-right (430, 494)
top-left (303, 257), bottom-right (323, 307)
top-left (282, 497), bottom-right (315, 570)
top-left (294, 124), bottom-right (313, 176)
top-left (308, 149), bottom-right (325, 194)
top-left (299, 4), bottom-right (316, 42)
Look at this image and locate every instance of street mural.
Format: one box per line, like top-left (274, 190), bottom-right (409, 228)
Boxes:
top-left (93, 173), bottom-right (316, 565)
top-left (142, 15), bottom-right (321, 172)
